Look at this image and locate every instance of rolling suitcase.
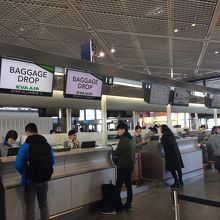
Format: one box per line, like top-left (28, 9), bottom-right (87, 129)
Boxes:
top-left (131, 153), bottom-right (143, 184)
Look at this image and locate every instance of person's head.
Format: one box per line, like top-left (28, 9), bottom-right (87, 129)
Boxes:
top-left (135, 125), bottom-right (142, 135)
top-left (211, 126), bottom-right (217, 135)
top-left (25, 123), bottom-right (38, 136)
top-left (160, 124), bottom-right (171, 134)
top-left (200, 125), bottom-right (207, 132)
top-left (150, 126), bottom-right (158, 135)
top-left (116, 123), bottom-right (128, 137)
top-left (68, 129), bottom-right (77, 140)
top-left (5, 130), bottom-right (18, 145)
top-left (216, 126), bottom-right (220, 135)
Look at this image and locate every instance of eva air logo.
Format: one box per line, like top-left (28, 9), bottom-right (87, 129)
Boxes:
top-left (16, 85), bottom-right (39, 91)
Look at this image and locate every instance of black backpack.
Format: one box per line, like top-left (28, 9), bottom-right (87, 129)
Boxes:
top-left (26, 142), bottom-right (53, 183)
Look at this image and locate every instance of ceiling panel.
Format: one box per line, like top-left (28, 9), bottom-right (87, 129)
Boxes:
top-left (173, 52), bottom-right (200, 68)
top-left (172, 21), bottom-right (208, 39)
top-left (79, 11), bottom-right (130, 32)
top-left (117, 57), bottom-right (145, 66)
top-left (72, 0), bottom-right (123, 15)
top-left (137, 36), bottom-right (169, 50)
top-left (127, 17), bottom-right (168, 35)
top-left (173, 39), bottom-right (203, 53)
top-left (200, 53), bottom-right (220, 70)
top-left (171, 0), bottom-right (217, 24)
top-left (121, 0), bottom-right (168, 19)
top-left (0, 1), bottom-right (30, 21)
top-left (96, 32), bottom-right (134, 48)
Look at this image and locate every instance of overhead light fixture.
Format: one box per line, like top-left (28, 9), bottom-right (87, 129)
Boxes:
top-left (174, 29), bottom-right (178, 33)
top-left (215, 51), bottom-right (219, 54)
top-left (113, 77), bottom-right (142, 88)
top-left (99, 52), bottom-right (105, 57)
top-left (55, 72), bottom-right (64, 76)
top-left (191, 23), bottom-right (196, 27)
top-left (111, 48), bottom-right (115, 53)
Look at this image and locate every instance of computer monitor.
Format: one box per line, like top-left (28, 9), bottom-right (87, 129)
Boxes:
top-left (81, 141), bottom-right (96, 148)
top-left (7, 147), bottom-right (19, 156)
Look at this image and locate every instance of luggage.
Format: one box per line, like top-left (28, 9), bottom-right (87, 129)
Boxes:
top-left (101, 180), bottom-right (117, 213)
top-left (131, 153), bottom-right (143, 184)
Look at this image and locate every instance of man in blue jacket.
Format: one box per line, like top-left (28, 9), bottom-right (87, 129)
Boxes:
top-left (16, 123), bottom-right (55, 220)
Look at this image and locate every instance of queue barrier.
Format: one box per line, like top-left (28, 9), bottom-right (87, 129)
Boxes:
top-left (171, 189), bottom-right (220, 220)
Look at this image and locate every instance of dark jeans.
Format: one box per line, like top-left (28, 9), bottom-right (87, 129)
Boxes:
top-left (24, 182), bottom-right (49, 220)
top-left (116, 167), bottom-right (133, 208)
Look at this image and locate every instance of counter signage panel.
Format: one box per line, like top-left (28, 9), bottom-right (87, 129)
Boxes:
top-left (211, 95), bottom-right (220, 109)
top-left (171, 88), bottom-right (190, 106)
top-left (144, 83), bottom-right (170, 105)
top-left (0, 58), bottom-right (54, 96)
top-left (64, 69), bottom-right (103, 100)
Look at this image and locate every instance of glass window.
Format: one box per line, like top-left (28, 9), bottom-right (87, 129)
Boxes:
top-left (97, 124), bottom-right (102, 132)
top-left (96, 110), bottom-right (102, 120)
top-left (79, 110), bottom-right (84, 121)
top-left (86, 109), bottom-right (95, 120)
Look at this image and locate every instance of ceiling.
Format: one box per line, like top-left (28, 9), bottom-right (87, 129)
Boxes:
top-left (1, 0), bottom-right (220, 82)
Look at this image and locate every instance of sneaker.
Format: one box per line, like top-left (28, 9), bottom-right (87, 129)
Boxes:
top-left (170, 182), bottom-right (180, 188)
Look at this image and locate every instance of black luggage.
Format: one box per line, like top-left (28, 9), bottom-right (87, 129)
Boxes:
top-left (101, 180), bottom-right (117, 213)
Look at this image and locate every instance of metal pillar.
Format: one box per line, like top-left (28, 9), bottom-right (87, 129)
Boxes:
top-left (101, 95), bottom-right (107, 146)
top-left (195, 113), bottom-right (199, 130)
top-left (133, 111), bottom-right (138, 129)
top-left (167, 104), bottom-right (172, 128)
top-left (214, 109), bottom-right (218, 126)
top-left (173, 190), bottom-right (180, 220)
top-left (66, 109), bottom-right (72, 132)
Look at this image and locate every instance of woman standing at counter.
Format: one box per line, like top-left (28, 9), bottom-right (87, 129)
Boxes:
top-left (161, 125), bottom-right (184, 188)
top-left (63, 130), bottom-right (80, 149)
top-left (0, 130), bottom-right (18, 157)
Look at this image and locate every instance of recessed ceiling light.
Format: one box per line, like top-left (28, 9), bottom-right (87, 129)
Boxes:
top-left (191, 23), bottom-right (196, 27)
top-left (174, 29), bottom-right (178, 33)
top-left (99, 52), bottom-right (105, 57)
top-left (111, 48), bottom-right (115, 53)
top-left (215, 51), bottom-right (219, 54)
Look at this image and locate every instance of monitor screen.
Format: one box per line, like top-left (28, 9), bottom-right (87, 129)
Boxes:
top-left (171, 88), bottom-right (190, 106)
top-left (0, 58), bottom-right (54, 96)
top-left (64, 69), bottom-right (103, 100)
top-left (143, 83), bottom-right (170, 105)
top-left (7, 147), bottom-right (20, 156)
top-left (211, 95), bottom-right (220, 109)
top-left (81, 141), bottom-right (96, 148)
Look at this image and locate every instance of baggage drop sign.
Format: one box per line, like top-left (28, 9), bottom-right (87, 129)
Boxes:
top-left (64, 69), bottom-right (103, 100)
top-left (0, 58), bottom-right (54, 96)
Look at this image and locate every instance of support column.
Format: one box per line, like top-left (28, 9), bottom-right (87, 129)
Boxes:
top-left (195, 113), bottom-right (199, 130)
top-left (214, 109), bottom-right (218, 126)
top-left (66, 109), bottom-right (72, 132)
top-left (184, 113), bottom-right (187, 128)
top-left (133, 111), bottom-right (138, 129)
top-left (101, 95), bottom-right (107, 146)
top-left (167, 104), bottom-right (172, 128)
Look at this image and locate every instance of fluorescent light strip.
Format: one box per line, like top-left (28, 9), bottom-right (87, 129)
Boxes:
top-left (113, 78), bottom-right (142, 88)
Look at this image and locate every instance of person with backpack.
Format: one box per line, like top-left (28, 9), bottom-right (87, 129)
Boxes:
top-left (15, 123), bottom-right (55, 220)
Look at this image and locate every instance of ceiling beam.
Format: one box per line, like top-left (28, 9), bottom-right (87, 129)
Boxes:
top-left (193, 0), bottom-right (220, 75)
top-left (0, 42), bottom-right (220, 94)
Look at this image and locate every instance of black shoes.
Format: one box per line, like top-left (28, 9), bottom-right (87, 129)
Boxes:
top-left (123, 203), bottom-right (133, 212)
top-left (170, 180), bottom-right (184, 188)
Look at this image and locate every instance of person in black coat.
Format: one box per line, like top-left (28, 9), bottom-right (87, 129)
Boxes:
top-left (160, 124), bottom-right (184, 188)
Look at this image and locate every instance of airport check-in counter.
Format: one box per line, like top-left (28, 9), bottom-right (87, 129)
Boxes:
top-left (0, 141), bottom-right (116, 220)
top-left (142, 137), bottom-right (203, 183)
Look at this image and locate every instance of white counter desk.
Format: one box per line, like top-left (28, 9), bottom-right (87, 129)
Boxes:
top-left (0, 147), bottom-right (116, 220)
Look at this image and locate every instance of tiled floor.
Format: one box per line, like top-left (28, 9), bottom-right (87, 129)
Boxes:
top-left (76, 169), bottom-right (220, 220)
